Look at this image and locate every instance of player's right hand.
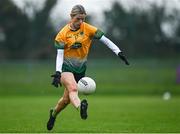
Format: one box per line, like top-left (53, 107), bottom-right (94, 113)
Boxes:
top-left (118, 52), bottom-right (130, 65)
top-left (51, 71), bottom-right (62, 88)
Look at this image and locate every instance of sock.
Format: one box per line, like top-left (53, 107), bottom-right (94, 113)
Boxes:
top-left (52, 109), bottom-right (58, 118)
top-left (69, 91), bottom-right (81, 109)
top-left (77, 105), bottom-right (80, 111)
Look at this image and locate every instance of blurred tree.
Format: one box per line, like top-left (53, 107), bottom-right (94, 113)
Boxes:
top-left (0, 0), bottom-right (58, 59)
top-left (1, 0), bottom-right (179, 59)
top-left (0, 0), bottom-right (29, 59)
top-left (172, 9), bottom-right (180, 54)
top-left (26, 0), bottom-right (58, 59)
top-left (103, 1), bottom-right (180, 58)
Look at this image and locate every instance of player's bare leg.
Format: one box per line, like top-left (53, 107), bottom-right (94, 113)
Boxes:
top-left (47, 89), bottom-right (70, 130)
top-left (54, 89), bottom-right (70, 115)
top-left (61, 72), bottom-right (88, 119)
top-left (61, 72), bottom-right (81, 108)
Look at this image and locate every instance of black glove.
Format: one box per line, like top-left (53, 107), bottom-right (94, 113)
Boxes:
top-left (51, 71), bottom-right (62, 87)
top-left (118, 52), bottom-right (130, 65)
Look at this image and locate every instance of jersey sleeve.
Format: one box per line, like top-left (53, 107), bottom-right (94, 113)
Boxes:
top-left (85, 23), bottom-right (104, 39)
top-left (54, 30), bottom-right (65, 49)
top-left (94, 29), bottom-right (104, 39)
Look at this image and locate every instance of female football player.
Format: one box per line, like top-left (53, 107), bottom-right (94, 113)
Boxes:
top-left (47, 4), bottom-right (129, 130)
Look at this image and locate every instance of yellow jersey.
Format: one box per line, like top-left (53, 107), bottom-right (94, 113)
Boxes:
top-left (54, 22), bottom-right (104, 73)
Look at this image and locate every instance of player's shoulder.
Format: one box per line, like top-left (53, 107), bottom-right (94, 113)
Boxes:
top-left (83, 22), bottom-right (95, 28)
top-left (83, 22), bottom-right (97, 29)
top-left (55, 24), bottom-right (69, 41)
top-left (58, 24), bottom-right (69, 34)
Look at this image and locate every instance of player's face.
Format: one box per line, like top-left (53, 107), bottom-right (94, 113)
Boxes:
top-left (71, 14), bottom-right (86, 30)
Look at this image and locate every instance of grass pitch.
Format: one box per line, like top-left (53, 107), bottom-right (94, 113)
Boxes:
top-left (0, 59), bottom-right (180, 132)
top-left (0, 95), bottom-right (180, 133)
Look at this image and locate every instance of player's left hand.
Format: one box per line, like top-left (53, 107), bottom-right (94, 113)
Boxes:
top-left (51, 71), bottom-right (62, 88)
top-left (118, 52), bottom-right (130, 65)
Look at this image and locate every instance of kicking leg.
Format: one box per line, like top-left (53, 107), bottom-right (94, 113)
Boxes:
top-left (61, 72), bottom-right (88, 119)
top-left (61, 72), bottom-right (81, 109)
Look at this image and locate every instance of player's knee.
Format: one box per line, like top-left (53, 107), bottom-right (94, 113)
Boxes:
top-left (68, 84), bottom-right (78, 92)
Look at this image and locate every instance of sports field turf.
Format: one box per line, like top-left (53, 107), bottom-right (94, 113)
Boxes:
top-left (0, 59), bottom-right (180, 133)
top-left (0, 95), bottom-right (180, 133)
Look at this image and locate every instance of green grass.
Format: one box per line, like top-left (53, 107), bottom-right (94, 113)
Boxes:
top-left (0, 59), bottom-right (180, 132)
top-left (0, 95), bottom-right (180, 133)
top-left (0, 59), bottom-right (179, 96)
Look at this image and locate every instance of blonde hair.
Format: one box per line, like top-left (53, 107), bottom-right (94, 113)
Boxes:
top-left (70, 5), bottom-right (86, 18)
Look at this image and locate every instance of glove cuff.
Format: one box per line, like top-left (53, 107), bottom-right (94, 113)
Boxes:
top-left (56, 71), bottom-right (61, 75)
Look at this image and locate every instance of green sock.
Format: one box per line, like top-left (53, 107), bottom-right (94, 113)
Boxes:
top-left (52, 109), bottom-right (58, 118)
top-left (77, 106), bottom-right (80, 111)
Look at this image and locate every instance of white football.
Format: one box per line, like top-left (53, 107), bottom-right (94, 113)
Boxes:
top-left (78, 77), bottom-right (96, 95)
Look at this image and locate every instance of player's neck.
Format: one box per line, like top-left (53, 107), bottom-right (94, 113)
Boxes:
top-left (69, 23), bottom-right (80, 31)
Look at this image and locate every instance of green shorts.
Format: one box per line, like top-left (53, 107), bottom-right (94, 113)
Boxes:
top-left (62, 63), bottom-right (86, 83)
